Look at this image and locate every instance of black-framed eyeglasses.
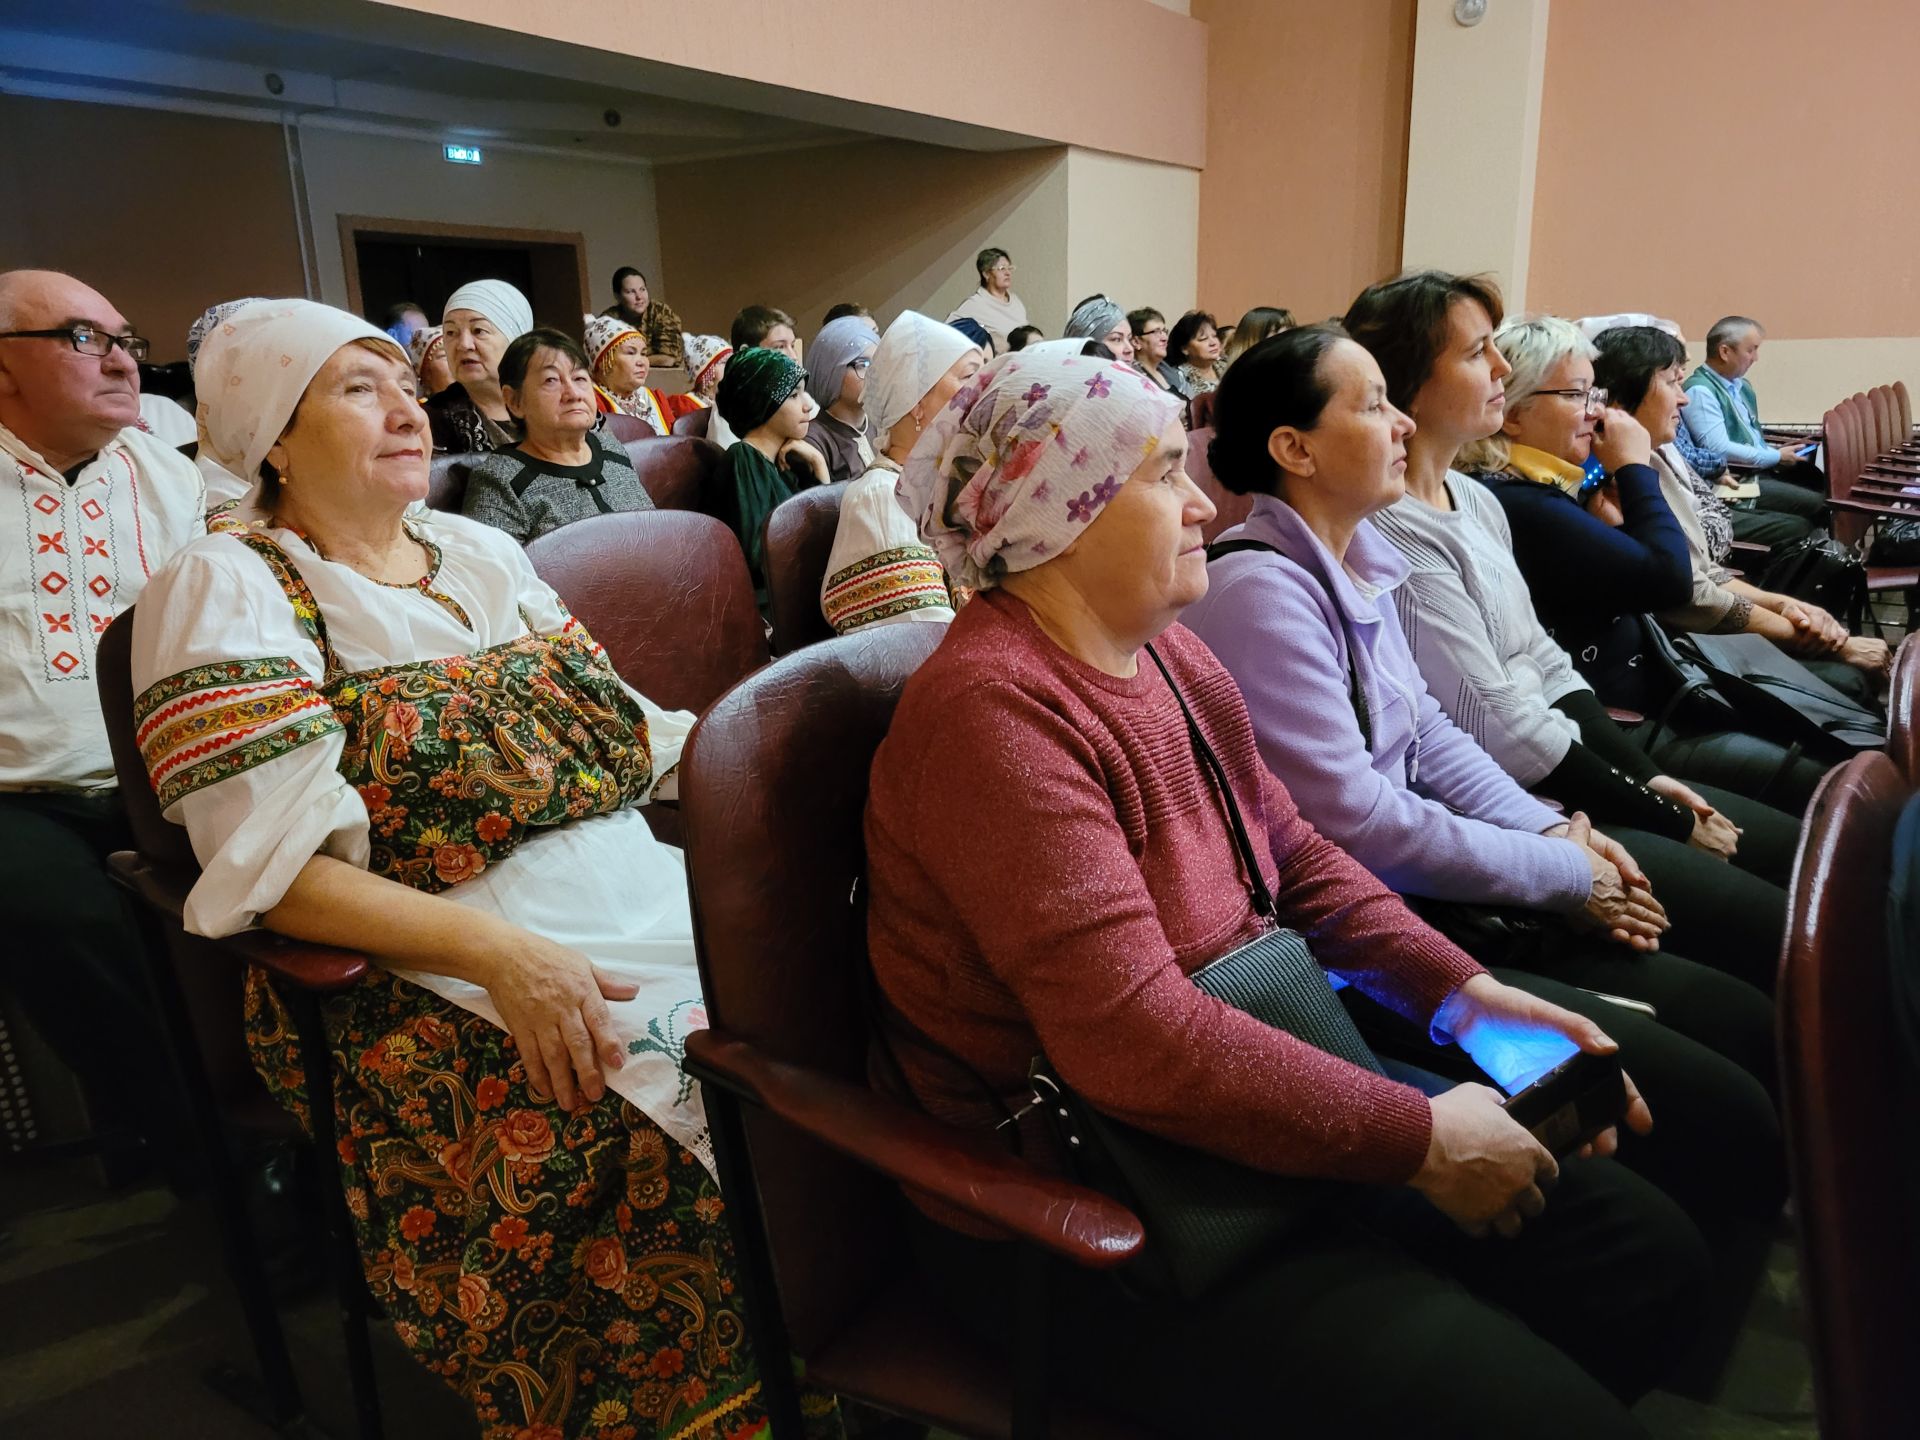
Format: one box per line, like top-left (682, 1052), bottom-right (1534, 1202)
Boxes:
top-left (0, 326), bottom-right (150, 362)
top-left (1535, 384), bottom-right (1608, 414)
top-left (848, 357), bottom-right (873, 374)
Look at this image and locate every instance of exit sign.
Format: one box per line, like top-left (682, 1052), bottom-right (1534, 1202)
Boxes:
top-left (443, 144), bottom-right (484, 165)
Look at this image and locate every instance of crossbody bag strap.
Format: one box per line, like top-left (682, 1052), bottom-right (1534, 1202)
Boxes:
top-left (1143, 643), bottom-right (1275, 920)
top-left (1206, 538), bottom-right (1371, 752)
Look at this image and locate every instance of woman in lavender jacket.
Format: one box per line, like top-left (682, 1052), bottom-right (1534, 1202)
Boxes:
top-left (1182, 329), bottom-right (1782, 1224)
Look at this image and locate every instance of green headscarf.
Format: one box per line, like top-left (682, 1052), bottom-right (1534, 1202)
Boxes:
top-left (716, 346), bottom-right (806, 435)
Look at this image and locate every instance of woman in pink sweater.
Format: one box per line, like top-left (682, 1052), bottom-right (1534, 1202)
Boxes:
top-left (868, 346), bottom-right (1711, 1437)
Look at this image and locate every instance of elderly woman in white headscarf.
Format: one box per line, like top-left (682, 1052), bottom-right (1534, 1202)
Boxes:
top-left (799, 313), bottom-right (881, 483)
top-left (818, 312), bottom-right (983, 633)
top-left (128, 299), bottom-right (834, 1440)
top-left (864, 346), bottom-right (1693, 1437)
top-left (1062, 293), bottom-right (1136, 362)
top-left (425, 278), bottom-right (533, 453)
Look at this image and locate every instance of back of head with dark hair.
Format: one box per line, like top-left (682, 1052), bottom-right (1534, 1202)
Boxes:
top-left (385, 299), bottom-right (426, 326)
top-left (822, 302), bottom-right (871, 326)
top-left (1206, 324), bottom-right (1351, 497)
top-left (499, 326), bottom-right (591, 395)
top-left (1342, 269), bottom-right (1505, 412)
top-left (731, 304), bottom-right (795, 350)
top-left (1591, 326), bottom-right (1687, 414)
top-left (1007, 325), bottom-right (1044, 351)
top-left (1166, 310), bottom-right (1216, 364)
top-left (1127, 307), bottom-right (1165, 336)
top-left (611, 266), bottom-right (644, 297)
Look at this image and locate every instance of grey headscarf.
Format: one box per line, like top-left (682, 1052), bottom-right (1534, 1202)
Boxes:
top-left (1063, 295), bottom-right (1125, 344)
top-left (803, 315), bottom-right (880, 410)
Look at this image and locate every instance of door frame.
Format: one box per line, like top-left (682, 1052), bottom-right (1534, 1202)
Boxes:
top-left (338, 214), bottom-right (591, 322)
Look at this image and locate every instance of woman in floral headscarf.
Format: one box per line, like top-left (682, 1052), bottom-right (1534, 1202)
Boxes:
top-left (132, 298), bottom-right (837, 1440)
top-left (866, 347), bottom-right (1707, 1437)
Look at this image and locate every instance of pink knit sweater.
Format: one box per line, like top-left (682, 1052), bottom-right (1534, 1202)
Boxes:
top-left (865, 588), bottom-right (1485, 1194)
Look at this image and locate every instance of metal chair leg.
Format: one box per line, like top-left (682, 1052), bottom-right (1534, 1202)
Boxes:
top-left (286, 988), bottom-right (387, 1440)
top-left (700, 1083), bottom-right (806, 1436)
top-left (129, 917), bottom-right (307, 1430)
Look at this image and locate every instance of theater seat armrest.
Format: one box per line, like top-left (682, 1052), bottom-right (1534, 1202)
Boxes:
top-left (684, 1028), bottom-right (1144, 1268)
top-left (107, 851), bottom-right (371, 992)
top-left (1832, 496), bottom-right (1920, 518)
top-left (1729, 539), bottom-right (1770, 556)
top-left (1604, 706), bottom-right (1644, 725)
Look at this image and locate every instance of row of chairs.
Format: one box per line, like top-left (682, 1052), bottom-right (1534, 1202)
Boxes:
top-left (1816, 382), bottom-right (1919, 622)
top-left (1780, 633), bottom-right (1920, 1440)
top-left (92, 473), bottom-right (1920, 1438)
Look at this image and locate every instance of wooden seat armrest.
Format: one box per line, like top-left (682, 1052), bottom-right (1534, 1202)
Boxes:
top-left (684, 1028), bottom-right (1144, 1269)
top-left (108, 851), bottom-right (371, 992)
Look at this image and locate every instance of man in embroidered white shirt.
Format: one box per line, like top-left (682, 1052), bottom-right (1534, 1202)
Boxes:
top-left (0, 269), bottom-right (204, 1168)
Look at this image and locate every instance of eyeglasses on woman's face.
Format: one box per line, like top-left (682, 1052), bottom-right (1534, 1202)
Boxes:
top-left (1534, 384), bottom-right (1608, 414)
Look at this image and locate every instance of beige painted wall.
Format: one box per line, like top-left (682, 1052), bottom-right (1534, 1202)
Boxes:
top-left (653, 140), bottom-right (1070, 342)
top-left (1192, 0), bottom-right (1415, 326)
top-left (1064, 149), bottom-right (1199, 329)
top-left (1403, 0), bottom-right (1549, 308)
top-left (294, 123), bottom-right (663, 325)
top-left (1530, 0), bottom-right (1920, 342)
top-left (0, 96), bottom-right (307, 364)
top-left (371, 0), bottom-right (1207, 169)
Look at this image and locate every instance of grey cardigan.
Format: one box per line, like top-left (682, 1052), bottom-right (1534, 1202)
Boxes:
top-left (461, 430), bottom-right (652, 545)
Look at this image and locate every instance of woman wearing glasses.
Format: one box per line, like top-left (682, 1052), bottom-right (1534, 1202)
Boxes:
top-left (798, 313), bottom-right (881, 484)
top-left (1129, 307), bottom-right (1192, 400)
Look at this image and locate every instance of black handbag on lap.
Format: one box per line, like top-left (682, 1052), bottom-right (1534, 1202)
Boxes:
top-left (1024, 645), bottom-right (1390, 1302)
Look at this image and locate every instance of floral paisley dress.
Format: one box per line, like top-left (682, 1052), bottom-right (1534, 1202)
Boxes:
top-left (130, 512), bottom-right (838, 1440)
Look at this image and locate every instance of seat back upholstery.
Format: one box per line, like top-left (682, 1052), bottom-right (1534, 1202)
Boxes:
top-left (1185, 425), bottom-right (1254, 543)
top-left (97, 610), bottom-right (196, 868)
top-left (1825, 400), bottom-right (1873, 547)
top-left (762, 482), bottom-right (848, 655)
top-left (1869, 386), bottom-right (1899, 457)
top-left (603, 413), bottom-right (657, 449)
top-left (1187, 389), bottom-right (1216, 431)
top-left (671, 406), bottom-right (711, 440)
top-left (427, 452), bottom-right (481, 512)
top-left (1891, 634), bottom-right (1920, 781)
top-left (524, 510), bottom-right (769, 718)
top-left (679, 623), bottom-right (946, 1352)
top-left (622, 434), bottom-right (726, 514)
top-left (1781, 749), bottom-right (1920, 1440)
top-left (1895, 378), bottom-right (1914, 440)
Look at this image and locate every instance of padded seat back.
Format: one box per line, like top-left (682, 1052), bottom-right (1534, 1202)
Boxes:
top-left (623, 434), bottom-right (726, 515)
top-left (1781, 750), bottom-right (1920, 1439)
top-left (1185, 425), bottom-right (1254, 543)
top-left (524, 509), bottom-right (768, 717)
top-left (671, 406), bottom-right (712, 440)
top-left (1891, 634), bottom-right (1920, 781)
top-left (426, 452), bottom-right (481, 512)
top-left (679, 623), bottom-right (945, 1350)
top-left (603, 413), bottom-right (657, 449)
top-left (762, 482), bottom-right (847, 654)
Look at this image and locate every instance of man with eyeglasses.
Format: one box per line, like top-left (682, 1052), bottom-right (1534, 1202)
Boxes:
top-left (0, 269), bottom-right (205, 1176)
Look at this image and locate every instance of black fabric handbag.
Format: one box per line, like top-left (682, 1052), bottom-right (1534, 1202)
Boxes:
top-left (1679, 630), bottom-right (1884, 764)
top-left (1868, 517), bottom-right (1920, 567)
top-left (1024, 644), bottom-right (1391, 1302)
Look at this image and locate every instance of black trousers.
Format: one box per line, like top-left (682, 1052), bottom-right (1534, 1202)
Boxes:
top-left (911, 1120), bottom-right (1709, 1436)
top-left (0, 790), bottom-right (177, 1155)
top-left (1644, 726), bottom-right (1830, 811)
top-left (1730, 503), bottom-right (1815, 553)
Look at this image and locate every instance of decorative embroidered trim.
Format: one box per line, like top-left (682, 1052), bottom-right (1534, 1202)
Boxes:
top-left (822, 545), bottom-right (953, 633)
top-left (135, 656), bottom-right (342, 808)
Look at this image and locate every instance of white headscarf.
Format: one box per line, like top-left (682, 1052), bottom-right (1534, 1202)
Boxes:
top-left (196, 299), bottom-right (405, 482)
top-left (443, 279), bottom-right (532, 341)
top-left (865, 311), bottom-right (978, 439)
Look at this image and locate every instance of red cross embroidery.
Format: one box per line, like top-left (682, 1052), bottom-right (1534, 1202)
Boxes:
top-left (91, 612), bottom-right (112, 634)
top-left (43, 612), bottom-right (72, 633)
top-left (83, 536), bottom-right (108, 558)
top-left (36, 531), bottom-right (65, 554)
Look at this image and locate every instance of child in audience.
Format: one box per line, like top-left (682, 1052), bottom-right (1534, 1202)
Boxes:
top-left (716, 346), bottom-right (828, 610)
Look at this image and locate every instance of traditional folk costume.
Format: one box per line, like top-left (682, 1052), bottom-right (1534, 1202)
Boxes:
top-left (819, 313), bottom-right (966, 636)
top-left (583, 314), bottom-right (702, 437)
top-left (132, 300), bottom-right (835, 1440)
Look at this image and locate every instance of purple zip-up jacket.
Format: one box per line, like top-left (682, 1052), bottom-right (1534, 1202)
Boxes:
top-left (1182, 494), bottom-right (1592, 913)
